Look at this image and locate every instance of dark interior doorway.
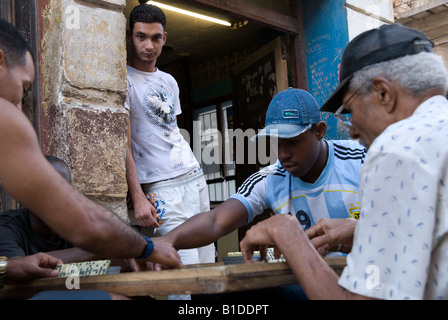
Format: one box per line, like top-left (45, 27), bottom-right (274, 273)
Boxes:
top-left (0, 0), bottom-right (40, 211)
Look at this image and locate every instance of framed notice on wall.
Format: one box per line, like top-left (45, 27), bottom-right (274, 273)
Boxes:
top-left (232, 37), bottom-right (288, 187)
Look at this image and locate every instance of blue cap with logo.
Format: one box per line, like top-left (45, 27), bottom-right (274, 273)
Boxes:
top-left (253, 88), bottom-right (321, 140)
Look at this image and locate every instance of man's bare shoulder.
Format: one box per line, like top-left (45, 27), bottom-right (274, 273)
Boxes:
top-left (0, 97), bottom-right (41, 183)
top-left (0, 98), bottom-right (24, 124)
top-left (0, 98), bottom-right (37, 141)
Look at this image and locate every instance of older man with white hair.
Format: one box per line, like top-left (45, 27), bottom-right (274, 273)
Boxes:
top-left (240, 23), bottom-right (448, 300)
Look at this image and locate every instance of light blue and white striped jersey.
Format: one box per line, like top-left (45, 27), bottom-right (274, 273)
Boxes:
top-left (230, 140), bottom-right (366, 229)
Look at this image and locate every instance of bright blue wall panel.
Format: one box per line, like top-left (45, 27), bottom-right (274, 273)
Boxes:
top-left (302, 0), bottom-right (350, 140)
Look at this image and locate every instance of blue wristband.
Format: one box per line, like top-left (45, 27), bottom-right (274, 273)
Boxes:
top-left (138, 236), bottom-right (154, 259)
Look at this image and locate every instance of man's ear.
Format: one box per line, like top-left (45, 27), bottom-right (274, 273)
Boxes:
top-left (371, 77), bottom-right (396, 113)
top-left (315, 121), bottom-right (327, 140)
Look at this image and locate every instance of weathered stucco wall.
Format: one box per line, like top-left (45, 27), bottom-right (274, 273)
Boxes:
top-left (302, 0), bottom-right (394, 140)
top-left (395, 0), bottom-right (448, 73)
top-left (39, 0), bottom-right (130, 222)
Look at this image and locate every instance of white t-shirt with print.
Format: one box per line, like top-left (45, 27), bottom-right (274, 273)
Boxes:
top-left (125, 65), bottom-right (199, 184)
top-left (338, 95), bottom-right (448, 300)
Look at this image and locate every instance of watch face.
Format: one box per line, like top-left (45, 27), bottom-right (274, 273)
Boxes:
top-left (0, 257), bottom-right (6, 270)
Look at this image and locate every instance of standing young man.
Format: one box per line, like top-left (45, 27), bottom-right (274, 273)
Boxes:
top-left (125, 4), bottom-right (215, 268)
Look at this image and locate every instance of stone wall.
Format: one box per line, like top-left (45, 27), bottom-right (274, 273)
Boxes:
top-left (39, 0), bottom-right (130, 222)
top-left (394, 1), bottom-right (448, 73)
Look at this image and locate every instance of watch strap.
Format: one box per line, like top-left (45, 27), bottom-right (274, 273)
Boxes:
top-left (137, 236), bottom-right (154, 259)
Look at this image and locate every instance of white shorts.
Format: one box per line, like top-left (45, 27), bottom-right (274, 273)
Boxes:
top-left (142, 168), bottom-right (216, 265)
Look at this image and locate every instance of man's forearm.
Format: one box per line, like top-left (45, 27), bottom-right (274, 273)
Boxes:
top-left (271, 218), bottom-right (367, 300)
top-left (21, 171), bottom-right (147, 259)
top-left (163, 200), bottom-right (248, 250)
top-left (74, 196), bottom-right (147, 258)
top-left (162, 211), bottom-right (219, 250)
top-left (241, 215), bottom-right (369, 300)
top-left (125, 143), bottom-right (146, 205)
top-left (276, 230), bottom-right (345, 299)
top-left (47, 248), bottom-right (102, 264)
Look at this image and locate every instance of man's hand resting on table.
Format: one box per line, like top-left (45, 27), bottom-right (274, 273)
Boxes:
top-left (6, 253), bottom-right (62, 283)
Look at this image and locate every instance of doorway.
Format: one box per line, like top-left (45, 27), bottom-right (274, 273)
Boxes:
top-left (124, 0), bottom-right (306, 197)
top-left (0, 0), bottom-right (40, 212)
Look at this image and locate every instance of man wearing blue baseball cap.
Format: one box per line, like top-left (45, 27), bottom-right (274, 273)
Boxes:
top-left (158, 87), bottom-right (365, 298)
top-left (243, 88), bottom-right (365, 231)
top-left (240, 23), bottom-right (448, 300)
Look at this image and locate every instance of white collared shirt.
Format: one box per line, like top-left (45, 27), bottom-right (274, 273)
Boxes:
top-left (339, 95), bottom-right (448, 299)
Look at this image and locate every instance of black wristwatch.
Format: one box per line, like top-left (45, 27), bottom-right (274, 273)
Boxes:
top-left (0, 256), bottom-right (7, 289)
